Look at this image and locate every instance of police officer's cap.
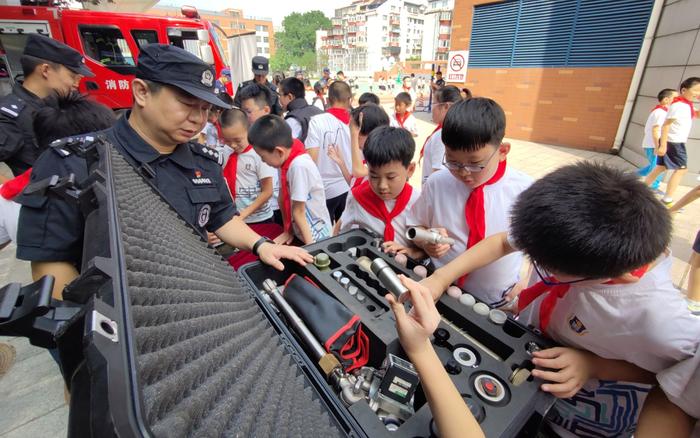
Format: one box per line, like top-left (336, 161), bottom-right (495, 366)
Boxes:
top-left (136, 44), bottom-right (232, 109)
top-left (251, 56), bottom-right (269, 75)
top-left (23, 34), bottom-right (94, 77)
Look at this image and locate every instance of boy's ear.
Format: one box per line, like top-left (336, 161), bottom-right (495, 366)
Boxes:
top-left (406, 162), bottom-right (416, 180)
top-left (498, 142), bottom-right (511, 158)
top-left (274, 145), bottom-right (286, 157)
top-left (263, 106), bottom-right (271, 115)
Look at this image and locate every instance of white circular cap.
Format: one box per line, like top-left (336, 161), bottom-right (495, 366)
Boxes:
top-left (488, 309), bottom-right (507, 325)
top-left (356, 293), bottom-right (366, 303)
top-left (473, 374), bottom-right (507, 403)
top-left (473, 302), bottom-right (490, 316)
top-left (340, 278), bottom-right (350, 288)
top-left (459, 293), bottom-right (476, 307)
top-left (453, 346), bottom-right (478, 367)
top-left (332, 271), bottom-right (343, 280)
top-left (348, 286), bottom-right (358, 296)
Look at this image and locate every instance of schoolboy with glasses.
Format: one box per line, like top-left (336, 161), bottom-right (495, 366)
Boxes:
top-left (406, 98), bottom-right (532, 308)
top-left (420, 162), bottom-right (700, 437)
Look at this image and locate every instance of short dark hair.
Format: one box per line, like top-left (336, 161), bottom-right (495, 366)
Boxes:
top-left (363, 126), bottom-right (415, 168)
top-left (20, 54), bottom-right (60, 77)
top-left (337, 71), bottom-right (344, 76)
top-left (217, 92), bottom-right (234, 107)
top-left (141, 79), bottom-right (164, 94)
top-left (280, 77), bottom-right (305, 99)
top-left (351, 103), bottom-right (390, 136)
top-left (680, 77), bottom-right (700, 91)
top-left (657, 88), bottom-right (676, 101)
top-left (248, 114), bottom-right (292, 152)
top-left (313, 81), bottom-right (324, 95)
top-left (442, 97), bottom-right (506, 152)
top-left (238, 83), bottom-right (272, 109)
top-left (435, 70), bottom-right (443, 76)
top-left (303, 78), bottom-right (311, 87)
top-left (434, 85), bottom-right (462, 104)
top-left (461, 88), bottom-right (473, 99)
top-left (358, 92), bottom-right (380, 106)
top-left (328, 81), bottom-right (352, 105)
top-left (395, 92), bottom-right (412, 106)
top-left (511, 162), bottom-right (671, 279)
top-left (34, 91), bottom-right (116, 149)
top-left (219, 108), bottom-right (249, 129)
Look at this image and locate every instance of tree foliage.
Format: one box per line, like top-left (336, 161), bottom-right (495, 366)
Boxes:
top-left (270, 11), bottom-right (330, 73)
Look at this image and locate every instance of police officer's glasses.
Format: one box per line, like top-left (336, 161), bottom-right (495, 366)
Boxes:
top-left (442, 146), bottom-right (499, 173)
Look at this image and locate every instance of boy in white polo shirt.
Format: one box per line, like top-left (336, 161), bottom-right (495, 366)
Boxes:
top-left (421, 162), bottom-right (700, 437)
top-left (219, 108), bottom-right (274, 224)
top-left (407, 98), bottom-right (532, 308)
top-left (419, 85), bottom-right (462, 184)
top-left (389, 92), bottom-right (418, 137)
top-left (305, 81), bottom-right (353, 223)
top-left (645, 77), bottom-right (700, 205)
top-left (637, 88), bottom-right (677, 191)
top-left (249, 115), bottom-right (331, 245)
top-left (337, 126), bottom-right (422, 258)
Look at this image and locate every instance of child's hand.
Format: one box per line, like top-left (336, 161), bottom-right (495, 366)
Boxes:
top-left (386, 275), bottom-right (441, 358)
top-left (207, 232), bottom-right (222, 246)
top-left (350, 111), bottom-right (363, 137)
top-left (530, 347), bottom-right (594, 399)
top-left (420, 228), bottom-right (451, 259)
top-left (382, 241), bottom-right (408, 254)
top-left (327, 144), bottom-right (343, 166)
top-left (273, 231), bottom-right (295, 245)
top-left (656, 145), bottom-right (667, 156)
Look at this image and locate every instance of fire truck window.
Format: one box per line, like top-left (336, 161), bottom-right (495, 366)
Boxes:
top-left (168, 29), bottom-right (203, 60)
top-left (79, 26), bottom-right (135, 67)
top-left (131, 30), bottom-right (159, 49)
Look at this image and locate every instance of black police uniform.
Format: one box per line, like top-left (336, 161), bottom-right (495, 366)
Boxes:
top-left (16, 43), bottom-right (233, 268)
top-left (232, 56), bottom-right (282, 115)
top-left (0, 34), bottom-right (94, 176)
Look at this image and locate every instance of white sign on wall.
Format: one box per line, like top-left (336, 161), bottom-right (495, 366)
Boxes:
top-left (446, 50), bottom-right (469, 82)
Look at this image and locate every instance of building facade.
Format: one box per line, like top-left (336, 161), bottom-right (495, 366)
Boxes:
top-left (421, 0), bottom-right (453, 62)
top-left (148, 6), bottom-right (274, 62)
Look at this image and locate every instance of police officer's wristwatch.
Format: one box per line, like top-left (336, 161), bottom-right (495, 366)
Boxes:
top-left (252, 237), bottom-right (274, 257)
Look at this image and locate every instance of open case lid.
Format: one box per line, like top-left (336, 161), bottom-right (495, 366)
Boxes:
top-left (62, 138), bottom-right (357, 437)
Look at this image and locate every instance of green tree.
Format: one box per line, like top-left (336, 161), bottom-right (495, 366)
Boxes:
top-left (270, 11), bottom-right (331, 73)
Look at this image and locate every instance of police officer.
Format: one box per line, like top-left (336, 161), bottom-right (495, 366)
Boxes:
top-left (232, 56), bottom-right (282, 115)
top-left (16, 44), bottom-right (312, 299)
top-left (0, 34), bottom-right (93, 176)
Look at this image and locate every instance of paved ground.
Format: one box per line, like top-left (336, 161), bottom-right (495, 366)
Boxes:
top-left (0, 106), bottom-right (698, 436)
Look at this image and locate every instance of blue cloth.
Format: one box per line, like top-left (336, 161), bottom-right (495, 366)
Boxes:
top-left (637, 148), bottom-right (663, 189)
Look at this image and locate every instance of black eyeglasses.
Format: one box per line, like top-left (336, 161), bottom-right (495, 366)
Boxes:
top-left (533, 262), bottom-right (591, 286)
top-left (442, 146), bottom-right (499, 174)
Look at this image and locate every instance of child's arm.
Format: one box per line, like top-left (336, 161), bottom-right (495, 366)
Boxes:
top-left (669, 185), bottom-right (700, 213)
top-left (422, 232), bottom-right (515, 301)
top-left (327, 144), bottom-right (353, 184)
top-left (387, 276), bottom-right (485, 438)
top-left (333, 219), bottom-right (343, 236)
top-left (636, 386), bottom-right (696, 438)
top-left (238, 177), bottom-right (273, 220)
top-left (292, 200), bottom-right (314, 244)
top-left (350, 115), bottom-right (368, 178)
top-left (657, 119), bottom-right (673, 156)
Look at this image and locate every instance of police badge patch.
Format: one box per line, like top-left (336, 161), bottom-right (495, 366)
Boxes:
top-left (198, 204), bottom-right (211, 227)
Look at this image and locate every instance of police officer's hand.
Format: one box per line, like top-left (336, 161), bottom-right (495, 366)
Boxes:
top-left (258, 242), bottom-right (314, 271)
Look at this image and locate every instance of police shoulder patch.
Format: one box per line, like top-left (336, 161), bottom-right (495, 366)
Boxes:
top-left (0, 95), bottom-right (26, 119)
top-left (189, 143), bottom-right (223, 166)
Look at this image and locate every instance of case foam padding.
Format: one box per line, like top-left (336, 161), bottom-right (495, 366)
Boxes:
top-left (110, 149), bottom-right (342, 437)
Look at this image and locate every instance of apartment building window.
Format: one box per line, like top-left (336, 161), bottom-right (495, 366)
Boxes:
top-left (264, 37), bottom-right (269, 43)
top-left (255, 25), bottom-right (266, 32)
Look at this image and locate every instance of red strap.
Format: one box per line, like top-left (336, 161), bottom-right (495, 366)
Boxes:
top-left (0, 169), bottom-right (31, 200)
top-left (419, 124), bottom-right (442, 162)
top-left (672, 96), bottom-right (696, 119)
top-left (351, 180), bottom-right (413, 241)
top-left (652, 105), bottom-right (668, 113)
top-left (395, 112), bottom-right (411, 128)
top-left (327, 107), bottom-right (350, 125)
top-left (279, 139), bottom-right (307, 233)
top-left (457, 159), bottom-right (507, 287)
top-left (222, 145), bottom-right (252, 201)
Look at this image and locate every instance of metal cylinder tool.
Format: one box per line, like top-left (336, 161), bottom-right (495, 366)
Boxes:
top-left (370, 258), bottom-right (408, 298)
top-left (405, 227), bottom-right (456, 246)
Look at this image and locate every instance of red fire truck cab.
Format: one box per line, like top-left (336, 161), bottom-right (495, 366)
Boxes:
top-left (0, 4), bottom-right (229, 109)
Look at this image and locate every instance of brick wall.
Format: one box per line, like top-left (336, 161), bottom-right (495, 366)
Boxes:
top-left (448, 0), bottom-right (635, 151)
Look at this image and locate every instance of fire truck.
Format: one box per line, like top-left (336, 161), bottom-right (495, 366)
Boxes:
top-left (0, 2), bottom-right (229, 109)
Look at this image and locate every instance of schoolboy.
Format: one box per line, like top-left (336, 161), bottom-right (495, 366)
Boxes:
top-left (348, 104), bottom-right (391, 185)
top-left (305, 81), bottom-right (354, 223)
top-left (638, 88), bottom-right (677, 191)
top-left (199, 108), bottom-right (221, 148)
top-left (389, 92), bottom-right (418, 137)
top-left (407, 98), bottom-right (532, 307)
top-left (358, 92), bottom-right (380, 106)
top-left (249, 115), bottom-right (331, 244)
top-left (645, 77), bottom-right (700, 205)
top-left (278, 77), bottom-right (322, 142)
top-left (311, 81), bottom-right (326, 111)
top-left (238, 83), bottom-right (282, 224)
top-left (219, 108), bottom-right (274, 224)
top-left (421, 162), bottom-right (700, 437)
top-left (420, 85), bottom-right (462, 184)
top-left (338, 126), bottom-right (422, 257)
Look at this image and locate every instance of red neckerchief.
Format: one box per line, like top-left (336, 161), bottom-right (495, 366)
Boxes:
top-left (327, 107), bottom-right (350, 125)
top-left (0, 169), bottom-right (31, 200)
top-left (280, 139), bottom-right (307, 233)
top-left (419, 124), bottom-right (442, 162)
top-left (652, 105), bottom-right (668, 113)
top-left (403, 85), bottom-right (411, 92)
top-left (222, 145), bottom-right (252, 201)
top-left (672, 96), bottom-right (696, 119)
top-left (352, 180), bottom-right (413, 241)
top-left (395, 112), bottom-right (411, 128)
top-left (517, 265), bottom-right (650, 335)
top-left (457, 159), bottom-right (507, 287)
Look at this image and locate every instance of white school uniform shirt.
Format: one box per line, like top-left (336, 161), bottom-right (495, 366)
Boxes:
top-left (231, 148), bottom-right (274, 223)
top-left (269, 170), bottom-right (280, 212)
top-left (304, 112), bottom-right (352, 200)
top-left (666, 99), bottom-right (695, 143)
top-left (389, 112), bottom-right (419, 136)
top-left (339, 186), bottom-right (421, 248)
top-left (288, 154), bottom-right (332, 242)
top-left (518, 253), bottom-right (700, 438)
top-left (642, 106), bottom-right (668, 149)
top-left (406, 167), bottom-right (532, 305)
top-left (285, 117), bottom-right (303, 140)
top-left (421, 128), bottom-right (445, 184)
